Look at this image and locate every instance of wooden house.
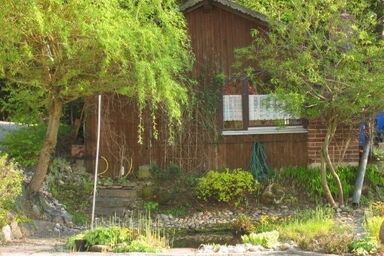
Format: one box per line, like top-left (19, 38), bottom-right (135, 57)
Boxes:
top-left (84, 0), bottom-right (359, 177)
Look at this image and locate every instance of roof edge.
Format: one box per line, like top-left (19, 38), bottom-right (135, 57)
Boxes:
top-left (180, 0), bottom-right (268, 25)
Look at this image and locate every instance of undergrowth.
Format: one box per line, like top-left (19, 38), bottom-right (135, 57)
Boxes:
top-left (46, 158), bottom-right (93, 225)
top-left (67, 213), bottom-right (169, 253)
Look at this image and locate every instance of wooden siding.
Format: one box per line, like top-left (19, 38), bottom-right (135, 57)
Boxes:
top-left (185, 5), bottom-right (267, 77)
top-left (84, 4), bottom-right (308, 176)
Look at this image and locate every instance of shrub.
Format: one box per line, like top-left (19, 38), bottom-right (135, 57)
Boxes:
top-left (83, 226), bottom-right (133, 248)
top-left (195, 168), bottom-right (257, 206)
top-left (348, 237), bottom-right (378, 255)
top-left (241, 231), bottom-right (279, 248)
top-left (0, 124), bottom-right (70, 167)
top-left (46, 158), bottom-right (93, 225)
top-left (0, 155), bottom-right (23, 227)
top-left (231, 214), bottom-right (255, 236)
top-left (277, 166), bottom-right (356, 201)
top-left (366, 165), bottom-right (384, 188)
top-left (115, 235), bottom-right (168, 253)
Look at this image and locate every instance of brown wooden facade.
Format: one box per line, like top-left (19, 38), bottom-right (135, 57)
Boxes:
top-left (84, 0), bottom-right (358, 177)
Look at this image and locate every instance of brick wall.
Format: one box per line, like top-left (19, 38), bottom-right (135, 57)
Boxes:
top-left (307, 119), bottom-right (360, 166)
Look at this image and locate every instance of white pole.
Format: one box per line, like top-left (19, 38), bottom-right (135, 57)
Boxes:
top-left (91, 94), bottom-right (102, 229)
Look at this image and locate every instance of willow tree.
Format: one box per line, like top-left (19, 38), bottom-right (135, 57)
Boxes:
top-left (0, 0), bottom-right (193, 193)
top-left (236, 0), bottom-right (384, 207)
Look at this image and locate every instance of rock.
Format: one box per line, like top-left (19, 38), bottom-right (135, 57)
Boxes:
top-left (10, 222), bottom-right (23, 239)
top-left (2, 225), bottom-right (12, 242)
top-left (32, 204), bottom-right (41, 217)
top-left (137, 165), bottom-right (152, 180)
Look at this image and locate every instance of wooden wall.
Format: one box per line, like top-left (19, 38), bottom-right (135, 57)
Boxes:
top-left (84, 3), bottom-right (308, 176)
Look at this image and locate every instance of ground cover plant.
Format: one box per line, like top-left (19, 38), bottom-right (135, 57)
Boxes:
top-left (67, 213), bottom-right (169, 253)
top-left (46, 158), bottom-right (93, 225)
top-left (243, 207), bottom-right (354, 254)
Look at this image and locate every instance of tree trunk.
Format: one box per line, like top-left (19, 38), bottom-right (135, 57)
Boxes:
top-left (320, 152), bottom-right (337, 208)
top-left (322, 121), bottom-right (344, 207)
top-left (29, 97), bottom-right (63, 193)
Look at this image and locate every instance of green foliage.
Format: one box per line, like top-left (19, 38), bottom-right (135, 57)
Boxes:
top-left (67, 213), bottom-right (169, 252)
top-left (195, 169), bottom-right (257, 206)
top-left (143, 201), bottom-right (159, 212)
top-left (114, 235), bottom-right (167, 253)
top-left (46, 158), bottom-right (93, 225)
top-left (365, 164), bottom-right (384, 187)
top-left (249, 207), bottom-right (352, 253)
top-left (364, 216), bottom-right (384, 243)
top-left (0, 124), bottom-right (69, 167)
top-left (241, 231), bottom-right (279, 248)
top-left (277, 166), bottom-right (356, 201)
top-left (150, 163), bottom-right (182, 181)
top-left (0, 155), bottom-right (23, 226)
top-left (0, 0), bottom-right (193, 128)
top-left (83, 226), bottom-right (133, 248)
top-left (348, 237), bottom-right (378, 255)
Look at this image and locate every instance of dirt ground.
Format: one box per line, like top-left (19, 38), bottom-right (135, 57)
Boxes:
top-left (0, 238), bottom-right (337, 256)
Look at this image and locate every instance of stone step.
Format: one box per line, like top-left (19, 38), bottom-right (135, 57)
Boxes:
top-left (97, 189), bottom-right (137, 199)
top-left (95, 199), bottom-right (135, 208)
top-left (93, 207), bottom-right (130, 217)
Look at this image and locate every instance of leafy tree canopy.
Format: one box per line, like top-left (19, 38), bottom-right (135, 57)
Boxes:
top-left (0, 0), bottom-right (193, 124)
top-left (235, 0), bottom-right (384, 207)
top-left (0, 0), bottom-right (193, 192)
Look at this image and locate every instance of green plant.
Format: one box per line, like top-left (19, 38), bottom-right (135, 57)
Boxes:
top-left (365, 216), bottom-right (384, 243)
top-left (83, 226), bottom-right (133, 248)
top-left (0, 155), bottom-right (23, 227)
top-left (150, 163), bottom-right (182, 181)
top-left (348, 237), bottom-right (378, 255)
top-left (241, 230), bottom-right (279, 248)
top-left (366, 165), bottom-right (384, 188)
top-left (67, 212), bottom-right (169, 252)
top-left (277, 166), bottom-right (356, 202)
top-left (144, 201), bottom-right (159, 212)
top-left (196, 168), bottom-right (257, 206)
top-left (46, 158), bottom-right (93, 225)
top-left (115, 235), bottom-right (167, 253)
top-left (231, 214), bottom-right (255, 235)
top-left (370, 201), bottom-right (384, 216)
top-left (0, 124), bottom-right (69, 167)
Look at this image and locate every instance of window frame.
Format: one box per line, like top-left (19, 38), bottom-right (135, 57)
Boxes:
top-left (219, 78), bottom-right (307, 135)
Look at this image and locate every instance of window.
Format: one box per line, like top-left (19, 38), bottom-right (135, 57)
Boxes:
top-left (221, 79), bottom-right (306, 135)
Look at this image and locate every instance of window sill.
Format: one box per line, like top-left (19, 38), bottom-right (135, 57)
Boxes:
top-left (222, 126), bottom-right (307, 136)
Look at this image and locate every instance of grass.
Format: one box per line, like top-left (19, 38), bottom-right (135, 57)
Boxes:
top-left (67, 212), bottom-right (169, 253)
top-left (247, 207), bottom-right (353, 254)
top-left (365, 216), bottom-right (384, 243)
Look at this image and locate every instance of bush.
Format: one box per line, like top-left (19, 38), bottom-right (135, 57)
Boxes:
top-left (195, 168), bottom-right (257, 206)
top-left (0, 124), bottom-right (70, 167)
top-left (115, 235), bottom-right (168, 253)
top-left (0, 155), bottom-right (23, 227)
top-left (348, 237), bottom-right (378, 255)
top-left (242, 231), bottom-right (279, 248)
top-left (46, 158), bottom-right (93, 225)
top-left (277, 166), bottom-right (356, 201)
top-left (231, 214), bottom-right (255, 236)
top-left (84, 226), bottom-right (133, 248)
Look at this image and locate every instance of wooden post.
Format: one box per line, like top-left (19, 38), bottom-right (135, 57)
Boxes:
top-left (242, 79), bottom-right (249, 130)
